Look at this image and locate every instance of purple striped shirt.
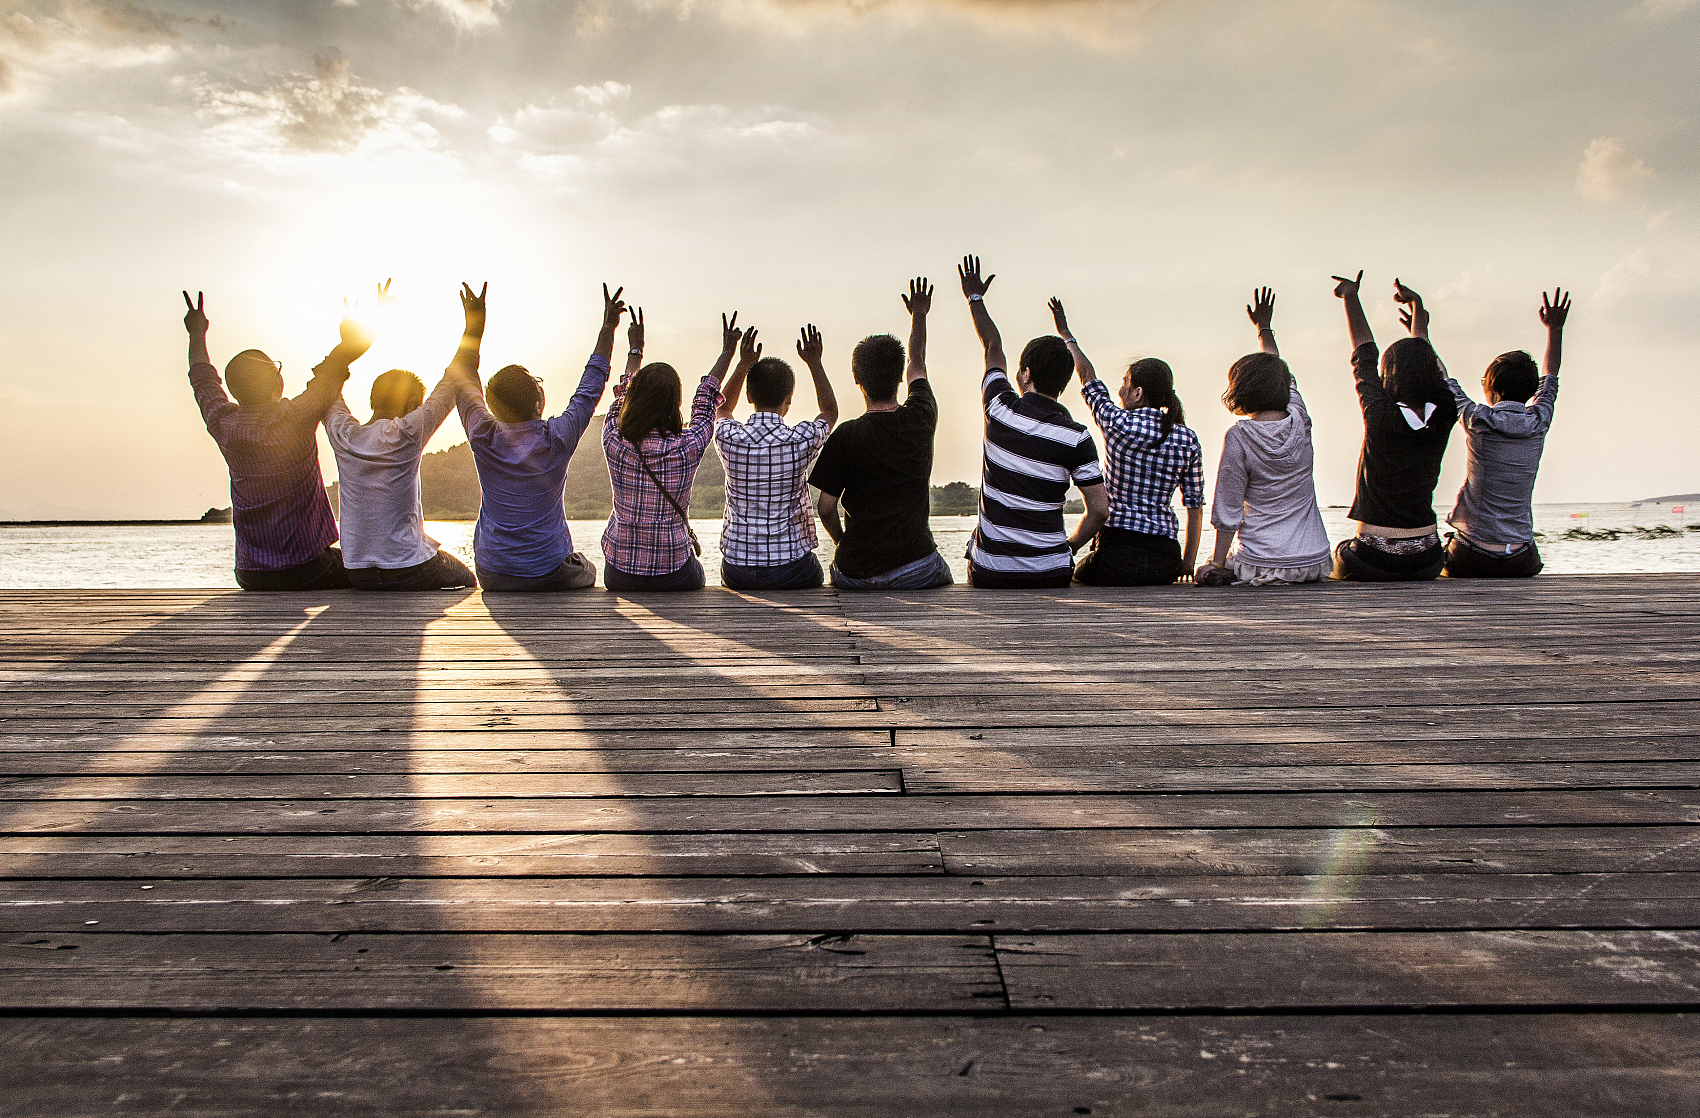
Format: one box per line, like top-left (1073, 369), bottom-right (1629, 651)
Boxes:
top-left (189, 362), bottom-right (340, 571)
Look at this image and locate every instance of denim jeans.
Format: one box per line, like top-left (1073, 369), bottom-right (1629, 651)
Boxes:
top-left (235, 546), bottom-right (351, 591)
top-left (722, 551), bottom-right (825, 591)
top-left (477, 552), bottom-right (597, 592)
top-left (830, 549), bottom-right (954, 591)
top-left (349, 550), bottom-right (476, 591)
top-left (604, 555), bottom-right (706, 592)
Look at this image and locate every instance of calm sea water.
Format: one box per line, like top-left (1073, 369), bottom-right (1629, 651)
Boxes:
top-left (1, 505), bottom-right (1695, 589)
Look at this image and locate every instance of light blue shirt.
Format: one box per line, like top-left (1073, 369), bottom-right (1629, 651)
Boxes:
top-left (456, 354), bottom-right (610, 577)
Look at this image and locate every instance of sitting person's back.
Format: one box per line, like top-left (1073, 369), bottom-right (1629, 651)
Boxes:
top-left (454, 284), bottom-right (622, 592)
top-left (809, 277), bottom-right (952, 591)
top-left (714, 325), bottom-right (838, 591)
top-left (1196, 289), bottom-right (1330, 587)
top-left (181, 289), bottom-right (372, 592)
top-left (1443, 289), bottom-right (1568, 579)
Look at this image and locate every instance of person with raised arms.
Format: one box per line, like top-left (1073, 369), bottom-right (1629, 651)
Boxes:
top-left (957, 256), bottom-right (1108, 589)
top-left (1194, 287), bottom-right (1332, 587)
top-left (808, 277), bottom-right (954, 591)
top-left (321, 283), bottom-right (480, 591)
top-left (1441, 288), bottom-right (1569, 578)
top-left (451, 283), bottom-right (624, 592)
top-left (1048, 297), bottom-right (1203, 586)
top-left (600, 311), bottom-right (736, 592)
top-left (183, 284), bottom-right (385, 591)
top-left (714, 323), bottom-right (839, 591)
top-left (1330, 271), bottom-right (1458, 582)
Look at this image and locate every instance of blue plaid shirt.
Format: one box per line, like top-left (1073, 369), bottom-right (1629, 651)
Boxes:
top-left (1081, 379), bottom-right (1204, 538)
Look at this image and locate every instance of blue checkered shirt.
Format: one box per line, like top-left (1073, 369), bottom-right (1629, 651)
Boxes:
top-left (1081, 378), bottom-right (1204, 537)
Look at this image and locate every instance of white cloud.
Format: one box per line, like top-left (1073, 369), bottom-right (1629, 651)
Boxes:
top-left (0, 0), bottom-right (225, 94)
top-left (1576, 137), bottom-right (1653, 203)
top-left (402, 0), bottom-right (508, 29)
top-left (188, 49), bottom-right (466, 167)
top-left (1633, 0), bottom-right (1699, 19)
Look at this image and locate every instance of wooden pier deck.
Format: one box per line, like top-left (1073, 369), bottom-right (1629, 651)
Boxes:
top-left (2, 577), bottom-right (1698, 1116)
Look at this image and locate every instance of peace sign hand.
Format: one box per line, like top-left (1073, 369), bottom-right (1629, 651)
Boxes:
top-left (182, 290), bottom-right (208, 335)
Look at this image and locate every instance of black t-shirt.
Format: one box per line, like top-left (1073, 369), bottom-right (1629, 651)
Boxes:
top-left (1347, 342), bottom-right (1457, 529)
top-left (807, 379), bottom-right (938, 578)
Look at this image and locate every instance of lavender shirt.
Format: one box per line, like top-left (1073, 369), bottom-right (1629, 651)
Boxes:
top-left (189, 362), bottom-right (341, 572)
top-left (456, 354), bottom-right (610, 578)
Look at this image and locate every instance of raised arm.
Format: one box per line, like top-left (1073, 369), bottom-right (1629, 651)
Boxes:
top-left (1540, 287), bottom-right (1570, 376)
top-left (1333, 269), bottom-right (1374, 351)
top-left (1049, 298), bottom-right (1098, 383)
top-left (958, 256), bottom-right (1004, 372)
top-left (1393, 278), bottom-right (1429, 341)
top-left (183, 291), bottom-right (210, 368)
top-left (900, 276), bottom-right (932, 385)
top-left (1247, 286), bottom-right (1280, 356)
top-left (595, 283), bottom-right (626, 367)
top-left (296, 285), bottom-right (384, 419)
top-left (451, 282), bottom-right (486, 382)
top-left (624, 306), bottom-right (645, 380)
top-left (717, 327), bottom-right (761, 421)
top-left (797, 324), bottom-right (838, 426)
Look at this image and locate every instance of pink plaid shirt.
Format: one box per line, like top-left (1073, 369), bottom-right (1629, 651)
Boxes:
top-left (601, 372), bottom-right (722, 576)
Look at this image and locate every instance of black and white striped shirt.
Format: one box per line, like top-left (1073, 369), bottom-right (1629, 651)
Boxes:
top-left (969, 369), bottom-right (1104, 577)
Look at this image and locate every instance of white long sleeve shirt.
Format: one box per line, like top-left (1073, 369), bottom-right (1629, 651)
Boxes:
top-left (324, 373), bottom-right (458, 570)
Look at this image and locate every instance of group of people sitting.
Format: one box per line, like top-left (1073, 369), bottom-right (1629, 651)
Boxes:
top-left (182, 256), bottom-right (1567, 593)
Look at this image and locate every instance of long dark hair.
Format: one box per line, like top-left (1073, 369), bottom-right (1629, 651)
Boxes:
top-left (617, 362), bottom-right (683, 446)
top-left (1126, 357), bottom-right (1186, 441)
top-left (1382, 337), bottom-right (1448, 408)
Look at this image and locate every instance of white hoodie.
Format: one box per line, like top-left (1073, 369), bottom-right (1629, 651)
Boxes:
top-left (1210, 378), bottom-right (1333, 568)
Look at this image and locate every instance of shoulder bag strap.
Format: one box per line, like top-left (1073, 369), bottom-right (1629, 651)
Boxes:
top-left (635, 447), bottom-right (702, 557)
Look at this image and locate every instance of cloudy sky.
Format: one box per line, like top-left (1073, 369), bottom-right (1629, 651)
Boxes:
top-left (1, 0), bottom-right (1695, 517)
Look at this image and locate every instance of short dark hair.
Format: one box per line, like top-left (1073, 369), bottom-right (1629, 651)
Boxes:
top-left (1020, 336), bottom-right (1073, 397)
top-left (746, 356), bottom-right (796, 410)
top-left (1222, 352), bottom-right (1291, 415)
top-left (617, 362), bottom-right (683, 445)
top-left (225, 349), bottom-right (282, 405)
top-left (487, 365), bottom-right (542, 423)
top-left (851, 334), bottom-right (905, 402)
top-left (1484, 349), bottom-right (1540, 403)
top-left (1382, 337), bottom-right (1446, 407)
top-left (370, 369), bottom-right (425, 416)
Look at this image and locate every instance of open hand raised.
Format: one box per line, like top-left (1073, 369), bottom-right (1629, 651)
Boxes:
top-left (1332, 270), bottom-right (1363, 299)
top-left (1540, 288), bottom-right (1571, 329)
top-left (902, 276), bottom-right (933, 316)
top-left (958, 256), bottom-right (994, 300)
top-left (1048, 297), bottom-right (1071, 338)
top-left (1246, 287), bottom-right (1276, 330)
top-left (796, 323), bottom-right (823, 365)
top-left (460, 282), bottom-right (487, 338)
top-left (182, 290), bottom-right (208, 335)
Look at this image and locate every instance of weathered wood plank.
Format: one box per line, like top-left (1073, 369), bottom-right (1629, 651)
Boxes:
top-left (998, 930), bottom-right (1700, 1009)
top-left (0, 832), bottom-right (947, 878)
top-left (5, 789), bottom-right (1693, 834)
top-left (4, 873), bottom-right (1694, 933)
top-left (0, 932), bottom-right (1001, 1011)
top-left (4, 1013), bottom-right (1694, 1118)
top-left (0, 770), bottom-right (906, 799)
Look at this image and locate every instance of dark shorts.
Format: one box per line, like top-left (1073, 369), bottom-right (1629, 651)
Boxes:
top-left (967, 562), bottom-right (1075, 590)
top-left (477, 553), bottom-right (597, 593)
top-left (1074, 528), bottom-right (1183, 587)
top-left (235, 547), bottom-right (351, 592)
top-left (1332, 538), bottom-right (1445, 583)
top-left (604, 556), bottom-right (706, 593)
top-left (721, 552), bottom-right (825, 591)
top-left (348, 550), bottom-right (476, 592)
top-left (1443, 536), bottom-right (1543, 579)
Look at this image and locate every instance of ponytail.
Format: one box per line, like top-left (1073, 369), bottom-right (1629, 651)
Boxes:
top-left (1126, 358), bottom-right (1185, 443)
